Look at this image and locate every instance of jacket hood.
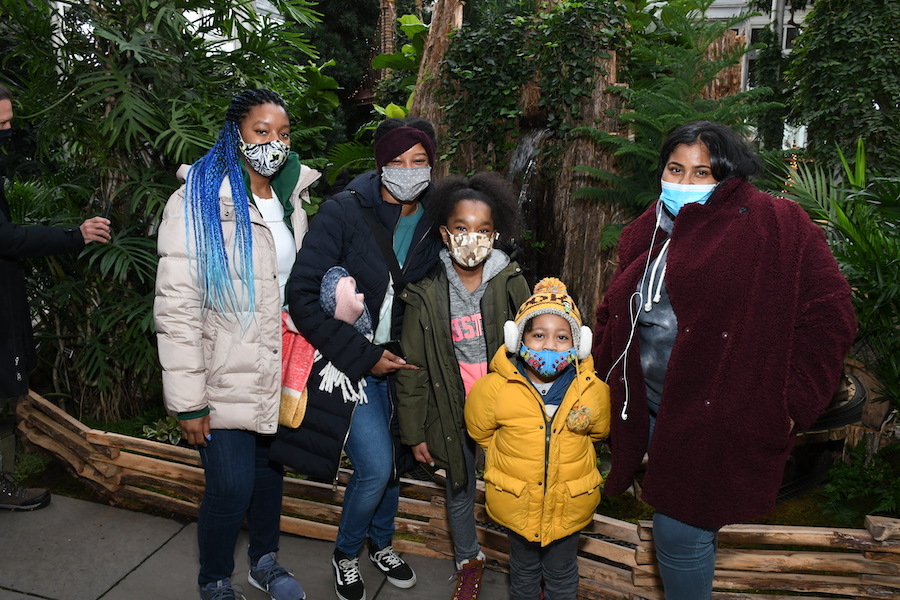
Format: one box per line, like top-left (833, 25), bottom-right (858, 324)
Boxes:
top-left (344, 171), bottom-right (384, 208)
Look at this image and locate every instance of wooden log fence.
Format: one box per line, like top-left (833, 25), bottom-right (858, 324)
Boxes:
top-left (16, 391), bottom-right (900, 599)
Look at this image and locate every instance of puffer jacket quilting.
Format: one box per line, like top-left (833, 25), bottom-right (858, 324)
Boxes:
top-left (465, 347), bottom-right (611, 546)
top-left (154, 158), bottom-right (320, 434)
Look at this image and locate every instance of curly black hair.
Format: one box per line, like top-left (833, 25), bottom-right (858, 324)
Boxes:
top-left (430, 172), bottom-right (522, 249)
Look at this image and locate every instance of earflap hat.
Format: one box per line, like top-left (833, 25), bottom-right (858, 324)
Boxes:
top-left (503, 277), bottom-right (592, 360)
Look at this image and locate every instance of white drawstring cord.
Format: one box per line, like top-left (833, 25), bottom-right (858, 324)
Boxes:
top-left (643, 238), bottom-right (671, 312)
top-left (606, 208), bottom-right (667, 421)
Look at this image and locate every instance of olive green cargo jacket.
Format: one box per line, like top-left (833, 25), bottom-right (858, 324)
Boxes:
top-left (396, 259), bottom-right (530, 490)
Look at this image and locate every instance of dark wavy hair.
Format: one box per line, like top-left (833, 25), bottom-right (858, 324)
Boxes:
top-left (657, 121), bottom-right (762, 183)
top-left (430, 171), bottom-right (522, 251)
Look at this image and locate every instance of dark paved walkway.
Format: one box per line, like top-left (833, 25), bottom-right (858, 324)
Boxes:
top-left (0, 495), bottom-right (510, 599)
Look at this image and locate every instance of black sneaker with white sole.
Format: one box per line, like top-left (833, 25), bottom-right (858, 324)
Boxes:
top-left (368, 545), bottom-right (416, 589)
top-left (332, 550), bottom-right (365, 600)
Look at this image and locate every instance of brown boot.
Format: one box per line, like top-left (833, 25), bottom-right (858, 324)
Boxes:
top-left (0, 471), bottom-right (51, 511)
top-left (451, 556), bottom-right (484, 600)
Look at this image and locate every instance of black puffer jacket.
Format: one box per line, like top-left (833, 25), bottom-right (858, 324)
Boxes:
top-left (273, 171), bottom-right (442, 482)
top-left (0, 181), bottom-right (85, 397)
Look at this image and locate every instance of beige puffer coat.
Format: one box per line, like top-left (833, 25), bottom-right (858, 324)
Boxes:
top-left (154, 159), bottom-right (320, 434)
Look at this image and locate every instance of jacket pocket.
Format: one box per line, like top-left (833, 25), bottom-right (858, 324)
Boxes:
top-left (206, 322), bottom-right (234, 386)
top-left (561, 469), bottom-right (602, 529)
top-left (483, 467), bottom-right (529, 527)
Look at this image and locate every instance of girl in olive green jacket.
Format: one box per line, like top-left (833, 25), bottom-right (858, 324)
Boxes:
top-left (397, 172), bottom-right (530, 599)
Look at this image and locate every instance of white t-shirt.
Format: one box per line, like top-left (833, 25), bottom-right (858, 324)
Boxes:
top-left (254, 191), bottom-right (296, 305)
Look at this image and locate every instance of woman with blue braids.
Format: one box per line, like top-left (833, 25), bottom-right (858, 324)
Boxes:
top-left (154, 88), bottom-right (320, 600)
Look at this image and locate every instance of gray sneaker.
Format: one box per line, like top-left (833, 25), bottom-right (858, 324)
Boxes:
top-left (249, 552), bottom-right (305, 600)
top-left (0, 472), bottom-right (51, 511)
top-left (199, 579), bottom-right (246, 600)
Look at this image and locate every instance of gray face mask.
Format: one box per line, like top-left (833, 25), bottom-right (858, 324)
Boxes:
top-left (381, 165), bottom-right (431, 203)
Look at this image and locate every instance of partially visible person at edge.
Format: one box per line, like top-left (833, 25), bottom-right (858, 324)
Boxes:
top-left (465, 278), bottom-right (611, 600)
top-left (272, 117), bottom-right (442, 600)
top-left (396, 172), bottom-right (531, 600)
top-left (592, 121), bottom-right (857, 600)
top-left (0, 83), bottom-right (111, 512)
top-left (154, 88), bottom-right (320, 600)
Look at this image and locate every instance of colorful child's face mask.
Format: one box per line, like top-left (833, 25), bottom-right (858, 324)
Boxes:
top-left (519, 345), bottom-right (575, 379)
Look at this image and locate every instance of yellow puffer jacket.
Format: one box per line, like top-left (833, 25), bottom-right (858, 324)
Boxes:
top-left (465, 347), bottom-right (611, 546)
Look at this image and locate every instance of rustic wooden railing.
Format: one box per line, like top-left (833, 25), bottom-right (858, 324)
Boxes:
top-left (16, 391), bottom-right (900, 599)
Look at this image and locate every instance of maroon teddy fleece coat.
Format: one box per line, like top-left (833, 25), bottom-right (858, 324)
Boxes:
top-left (593, 177), bottom-right (856, 529)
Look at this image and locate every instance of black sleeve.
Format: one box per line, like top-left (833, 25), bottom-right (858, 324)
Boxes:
top-left (0, 212), bottom-right (85, 260)
top-left (287, 198), bottom-right (383, 380)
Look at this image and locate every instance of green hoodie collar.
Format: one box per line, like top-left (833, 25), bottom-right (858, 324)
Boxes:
top-left (241, 151), bottom-right (302, 232)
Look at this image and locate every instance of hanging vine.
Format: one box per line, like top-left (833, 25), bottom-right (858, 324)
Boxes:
top-left (439, 0), bottom-right (629, 172)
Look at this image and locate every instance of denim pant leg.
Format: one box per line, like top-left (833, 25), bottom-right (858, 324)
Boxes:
top-left (653, 512), bottom-right (718, 600)
top-left (198, 429), bottom-right (256, 586)
top-left (246, 433), bottom-right (284, 564)
top-left (508, 531), bottom-right (543, 600)
top-left (335, 376), bottom-right (398, 555)
top-left (541, 533), bottom-right (580, 600)
top-left (445, 433), bottom-right (481, 564)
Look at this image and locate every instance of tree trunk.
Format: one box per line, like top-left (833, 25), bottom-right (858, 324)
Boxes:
top-left (375, 0), bottom-right (397, 82)
top-left (409, 0), bottom-right (464, 179)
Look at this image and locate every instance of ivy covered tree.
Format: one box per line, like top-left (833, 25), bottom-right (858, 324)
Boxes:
top-left (0, 0), bottom-right (336, 420)
top-left (753, 24), bottom-right (787, 151)
top-left (786, 0), bottom-right (900, 173)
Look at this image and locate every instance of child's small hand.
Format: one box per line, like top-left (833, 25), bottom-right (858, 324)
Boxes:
top-left (370, 349), bottom-right (419, 375)
top-left (412, 442), bottom-right (435, 467)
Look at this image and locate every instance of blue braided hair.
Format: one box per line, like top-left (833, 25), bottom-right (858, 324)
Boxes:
top-left (184, 89), bottom-right (288, 317)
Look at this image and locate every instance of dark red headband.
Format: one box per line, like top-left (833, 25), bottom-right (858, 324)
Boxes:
top-left (374, 126), bottom-right (435, 171)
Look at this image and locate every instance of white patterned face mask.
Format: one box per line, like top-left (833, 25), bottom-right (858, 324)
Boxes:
top-left (442, 228), bottom-right (497, 268)
top-left (381, 165), bottom-right (432, 203)
top-left (239, 136), bottom-right (289, 177)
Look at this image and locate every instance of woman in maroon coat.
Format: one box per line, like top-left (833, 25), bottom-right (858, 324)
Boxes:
top-left (592, 121), bottom-right (856, 599)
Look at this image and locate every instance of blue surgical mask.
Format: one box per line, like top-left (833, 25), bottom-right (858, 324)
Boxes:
top-left (659, 180), bottom-right (717, 216)
top-left (519, 345), bottom-right (575, 379)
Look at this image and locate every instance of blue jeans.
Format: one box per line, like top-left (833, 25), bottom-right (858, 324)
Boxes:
top-left (335, 376), bottom-right (399, 555)
top-left (197, 429), bottom-right (283, 586)
top-left (507, 531), bottom-right (580, 600)
top-left (445, 433), bottom-right (481, 564)
top-left (653, 512), bottom-right (718, 600)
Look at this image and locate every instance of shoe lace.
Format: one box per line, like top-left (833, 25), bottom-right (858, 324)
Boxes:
top-left (337, 557), bottom-right (361, 585)
top-left (206, 583), bottom-right (245, 600)
top-left (255, 560), bottom-right (292, 587)
top-left (450, 562), bottom-right (482, 600)
top-left (373, 547), bottom-right (403, 569)
top-left (0, 472), bottom-right (26, 498)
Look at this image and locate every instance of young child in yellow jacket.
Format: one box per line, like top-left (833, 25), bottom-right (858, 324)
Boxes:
top-left (465, 278), bottom-right (611, 600)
